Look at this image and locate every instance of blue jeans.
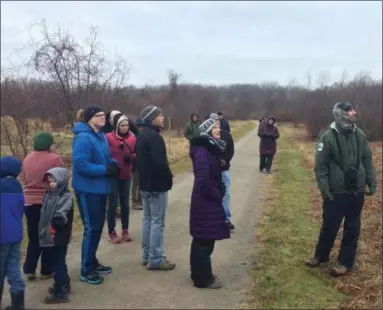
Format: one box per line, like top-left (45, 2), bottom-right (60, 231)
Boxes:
top-left (140, 191), bottom-right (168, 267)
top-left (75, 191), bottom-right (107, 275)
top-left (107, 179), bottom-right (131, 232)
top-left (0, 242), bottom-right (25, 301)
top-left (221, 170), bottom-right (231, 222)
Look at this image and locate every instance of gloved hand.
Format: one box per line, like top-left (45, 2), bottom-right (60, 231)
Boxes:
top-left (220, 182), bottom-right (226, 197)
top-left (51, 216), bottom-right (66, 232)
top-left (365, 185), bottom-right (376, 196)
top-left (106, 161), bottom-right (120, 178)
top-left (322, 190), bottom-right (333, 201)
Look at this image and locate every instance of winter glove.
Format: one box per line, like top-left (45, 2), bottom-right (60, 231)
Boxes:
top-left (220, 182), bottom-right (226, 197)
top-left (51, 216), bottom-right (66, 232)
top-left (365, 185), bottom-right (376, 196)
top-left (322, 190), bottom-right (333, 201)
top-left (106, 161), bottom-right (120, 178)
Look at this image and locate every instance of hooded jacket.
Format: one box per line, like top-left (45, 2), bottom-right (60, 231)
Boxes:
top-left (258, 116), bottom-right (279, 156)
top-left (39, 167), bottom-right (73, 247)
top-left (72, 122), bottom-right (113, 195)
top-left (183, 113), bottom-right (202, 140)
top-left (0, 156), bottom-right (25, 245)
top-left (106, 115), bottom-right (137, 179)
top-left (189, 136), bottom-right (230, 241)
top-left (314, 121), bottom-right (377, 196)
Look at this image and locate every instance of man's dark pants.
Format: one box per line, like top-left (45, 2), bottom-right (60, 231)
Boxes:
top-left (314, 192), bottom-right (364, 269)
top-left (23, 204), bottom-right (54, 276)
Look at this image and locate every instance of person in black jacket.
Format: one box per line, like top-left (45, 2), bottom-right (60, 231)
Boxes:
top-left (135, 105), bottom-right (175, 271)
top-left (210, 113), bottom-right (235, 230)
top-left (217, 111), bottom-right (230, 132)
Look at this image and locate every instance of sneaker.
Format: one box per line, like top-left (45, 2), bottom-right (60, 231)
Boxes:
top-left (132, 203), bottom-right (143, 210)
top-left (24, 272), bottom-right (37, 281)
top-left (40, 273), bottom-right (54, 280)
top-left (147, 259), bottom-right (176, 271)
top-left (80, 271), bottom-right (104, 285)
top-left (48, 283), bottom-right (71, 294)
top-left (226, 222), bottom-right (235, 230)
top-left (207, 276), bottom-right (223, 289)
top-left (305, 257), bottom-right (328, 267)
top-left (109, 230), bottom-right (122, 244)
top-left (44, 291), bottom-right (69, 304)
top-left (330, 263), bottom-right (349, 277)
top-left (121, 229), bottom-right (132, 242)
top-left (95, 263), bottom-right (112, 275)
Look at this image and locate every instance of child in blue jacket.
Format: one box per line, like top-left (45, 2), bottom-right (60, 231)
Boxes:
top-left (0, 156), bottom-right (26, 310)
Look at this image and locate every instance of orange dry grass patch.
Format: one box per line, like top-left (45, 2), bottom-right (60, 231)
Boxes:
top-left (283, 124), bottom-right (383, 310)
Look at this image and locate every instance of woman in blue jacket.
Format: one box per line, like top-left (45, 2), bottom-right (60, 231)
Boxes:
top-left (72, 105), bottom-right (120, 285)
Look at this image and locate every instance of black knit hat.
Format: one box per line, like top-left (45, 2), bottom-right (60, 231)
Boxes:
top-left (83, 105), bottom-right (103, 123)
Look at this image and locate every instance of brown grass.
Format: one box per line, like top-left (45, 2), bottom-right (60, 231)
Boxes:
top-left (282, 123), bottom-right (382, 309)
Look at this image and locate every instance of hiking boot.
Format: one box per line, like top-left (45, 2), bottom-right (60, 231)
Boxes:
top-left (48, 283), bottom-right (71, 294)
top-left (24, 272), bottom-right (36, 281)
top-left (226, 221), bottom-right (235, 230)
top-left (40, 273), bottom-right (54, 280)
top-left (44, 290), bottom-right (69, 304)
top-left (305, 257), bottom-right (328, 267)
top-left (330, 263), bottom-right (349, 277)
top-left (95, 263), bottom-right (112, 275)
top-left (109, 230), bottom-right (122, 244)
top-left (5, 291), bottom-right (24, 310)
top-left (208, 276), bottom-right (223, 289)
top-left (80, 271), bottom-right (104, 285)
top-left (121, 229), bottom-right (132, 242)
top-left (147, 259), bottom-right (176, 271)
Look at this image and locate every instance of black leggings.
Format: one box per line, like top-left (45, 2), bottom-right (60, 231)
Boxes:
top-left (190, 239), bottom-right (215, 288)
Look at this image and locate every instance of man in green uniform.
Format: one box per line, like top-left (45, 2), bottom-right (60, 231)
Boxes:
top-left (184, 113), bottom-right (201, 142)
top-left (306, 101), bottom-right (377, 277)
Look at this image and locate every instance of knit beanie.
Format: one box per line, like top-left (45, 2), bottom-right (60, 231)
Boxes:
top-left (109, 110), bottom-right (121, 124)
top-left (209, 113), bottom-right (219, 121)
top-left (198, 118), bottom-right (217, 136)
top-left (83, 105), bottom-right (103, 123)
top-left (33, 132), bottom-right (54, 151)
top-left (135, 117), bottom-right (145, 126)
top-left (333, 102), bottom-right (356, 130)
top-left (140, 105), bottom-right (162, 122)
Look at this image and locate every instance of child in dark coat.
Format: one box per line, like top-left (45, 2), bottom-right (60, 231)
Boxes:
top-left (39, 167), bottom-right (73, 304)
top-left (0, 156), bottom-right (26, 310)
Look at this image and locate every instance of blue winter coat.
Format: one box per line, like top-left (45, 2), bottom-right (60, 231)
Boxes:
top-left (0, 156), bottom-right (25, 245)
top-left (72, 122), bottom-right (113, 195)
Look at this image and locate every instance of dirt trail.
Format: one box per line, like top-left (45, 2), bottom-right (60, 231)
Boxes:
top-left (5, 128), bottom-right (265, 309)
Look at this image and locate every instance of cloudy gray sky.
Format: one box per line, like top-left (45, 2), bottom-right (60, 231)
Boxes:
top-left (1, 1), bottom-right (382, 86)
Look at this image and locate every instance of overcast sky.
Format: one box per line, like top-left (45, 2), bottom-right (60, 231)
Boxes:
top-left (1, 1), bottom-right (382, 86)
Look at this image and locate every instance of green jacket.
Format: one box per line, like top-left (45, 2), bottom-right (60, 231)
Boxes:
top-left (314, 122), bottom-right (377, 196)
top-left (184, 120), bottom-right (201, 141)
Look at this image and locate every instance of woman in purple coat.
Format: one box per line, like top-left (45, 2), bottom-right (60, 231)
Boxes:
top-left (189, 118), bottom-right (230, 289)
top-left (258, 116), bottom-right (280, 173)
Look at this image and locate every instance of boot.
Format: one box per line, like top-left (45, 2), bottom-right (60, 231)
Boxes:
top-left (5, 291), bottom-right (25, 310)
top-left (44, 286), bottom-right (69, 304)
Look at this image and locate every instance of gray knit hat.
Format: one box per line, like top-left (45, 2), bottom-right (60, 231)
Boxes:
top-left (140, 105), bottom-right (162, 122)
top-left (333, 102), bottom-right (356, 130)
top-left (198, 118), bottom-right (216, 135)
top-left (209, 113), bottom-right (219, 121)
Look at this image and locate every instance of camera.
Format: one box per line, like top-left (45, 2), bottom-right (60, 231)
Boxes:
top-left (345, 166), bottom-right (358, 190)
